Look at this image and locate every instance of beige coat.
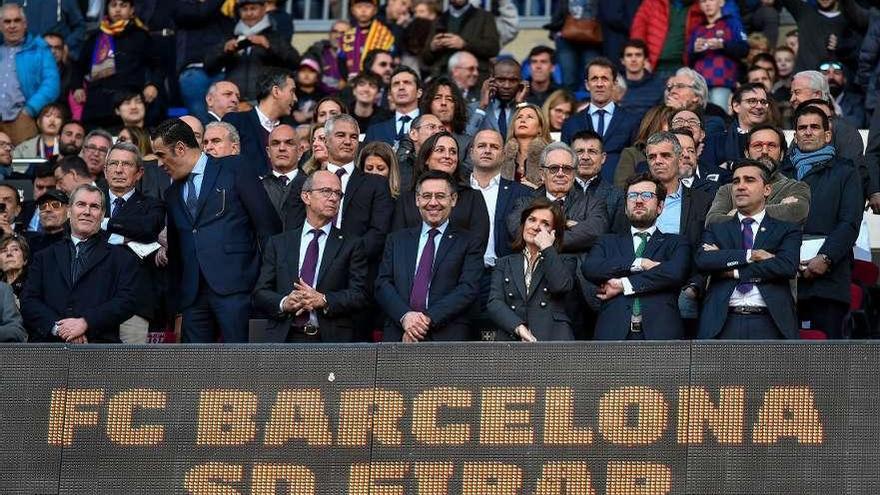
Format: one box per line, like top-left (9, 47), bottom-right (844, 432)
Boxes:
top-left (500, 138), bottom-right (548, 188)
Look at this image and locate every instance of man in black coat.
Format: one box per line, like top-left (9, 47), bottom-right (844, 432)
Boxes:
top-left (780, 105), bottom-right (862, 338)
top-left (253, 170), bottom-right (369, 342)
top-left (21, 184), bottom-right (140, 343)
top-left (261, 124), bottom-right (306, 231)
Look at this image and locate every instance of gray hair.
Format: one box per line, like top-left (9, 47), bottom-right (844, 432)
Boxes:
top-left (675, 67), bottom-right (709, 109)
top-left (69, 184), bottom-right (105, 214)
top-left (793, 70), bottom-right (831, 101)
top-left (0, 3), bottom-right (25, 21)
top-left (539, 141), bottom-right (577, 168)
top-left (447, 50), bottom-right (476, 72)
top-left (85, 128), bottom-right (113, 146)
top-left (108, 141), bottom-right (143, 170)
top-left (646, 131), bottom-right (682, 157)
top-left (302, 169), bottom-right (338, 192)
top-left (324, 113), bottom-right (359, 137)
top-left (205, 121), bottom-right (241, 145)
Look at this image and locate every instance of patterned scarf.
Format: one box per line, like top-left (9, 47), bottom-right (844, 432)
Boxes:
top-left (340, 20), bottom-right (395, 74)
top-left (91, 17), bottom-right (146, 81)
top-left (790, 144), bottom-right (835, 180)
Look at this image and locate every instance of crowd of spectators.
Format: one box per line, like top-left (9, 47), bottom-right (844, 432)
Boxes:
top-left (2, 0), bottom-right (880, 344)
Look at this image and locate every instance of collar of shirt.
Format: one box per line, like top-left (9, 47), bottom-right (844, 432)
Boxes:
top-left (449, 3), bottom-right (471, 17)
top-left (736, 209), bottom-right (766, 226)
top-left (576, 176), bottom-right (597, 191)
top-left (395, 109), bottom-right (420, 122)
top-left (255, 105), bottom-right (279, 133)
top-left (110, 189), bottom-right (136, 204)
top-left (630, 225), bottom-right (658, 237)
top-left (191, 153), bottom-right (208, 176)
top-left (420, 220), bottom-right (449, 238)
top-left (589, 101), bottom-right (615, 118)
top-left (208, 111), bottom-right (222, 121)
top-left (301, 219), bottom-right (333, 240)
top-left (681, 176), bottom-right (694, 188)
top-left (327, 162), bottom-right (355, 177)
top-left (545, 191), bottom-right (565, 202)
top-left (668, 181), bottom-right (684, 199)
top-left (470, 173), bottom-right (500, 191)
top-left (273, 169), bottom-right (299, 182)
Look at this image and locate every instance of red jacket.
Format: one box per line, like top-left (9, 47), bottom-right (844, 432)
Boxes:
top-left (630, 0), bottom-right (701, 69)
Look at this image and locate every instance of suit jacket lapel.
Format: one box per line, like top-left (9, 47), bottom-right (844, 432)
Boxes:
top-left (752, 216), bottom-right (775, 250)
top-left (527, 257), bottom-right (546, 301)
top-left (511, 253), bottom-right (528, 300)
top-left (77, 240), bottom-right (111, 282)
top-left (432, 228), bottom-right (456, 278)
top-left (496, 180), bottom-right (512, 222)
top-left (603, 109), bottom-right (622, 137)
top-left (53, 241), bottom-right (73, 288)
top-left (287, 228), bottom-right (303, 284)
top-left (194, 160), bottom-right (221, 221)
top-left (680, 185), bottom-right (692, 234)
top-left (316, 228), bottom-right (343, 286)
top-left (643, 231), bottom-right (665, 259)
top-left (403, 227), bottom-right (420, 296)
top-left (343, 169), bottom-right (365, 218)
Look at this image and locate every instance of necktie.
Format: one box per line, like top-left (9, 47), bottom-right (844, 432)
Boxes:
top-left (595, 109), bottom-right (606, 136)
top-left (397, 115), bottom-right (412, 141)
top-left (111, 197), bottom-right (125, 218)
top-left (332, 168), bottom-right (347, 227)
top-left (498, 105), bottom-right (508, 140)
top-left (278, 175), bottom-right (289, 187)
top-left (736, 218), bottom-right (756, 294)
top-left (71, 241), bottom-right (85, 285)
top-left (185, 172), bottom-right (199, 218)
top-left (554, 198), bottom-right (564, 211)
top-left (409, 228), bottom-right (440, 313)
top-left (632, 232), bottom-right (649, 316)
top-left (294, 229), bottom-right (324, 326)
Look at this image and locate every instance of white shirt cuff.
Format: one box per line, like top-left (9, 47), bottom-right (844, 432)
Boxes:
top-left (279, 296), bottom-right (288, 313)
top-left (101, 218), bottom-right (109, 230)
top-left (745, 249), bottom-right (753, 262)
top-left (621, 277), bottom-right (635, 296)
top-left (107, 233), bottom-right (125, 245)
top-left (631, 258), bottom-right (644, 272)
top-left (733, 269), bottom-right (740, 280)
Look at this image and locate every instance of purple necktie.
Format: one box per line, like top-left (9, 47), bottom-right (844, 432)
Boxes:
top-left (332, 168), bottom-right (347, 227)
top-left (736, 218), bottom-right (755, 294)
top-left (294, 228), bottom-right (323, 325)
top-left (409, 228), bottom-right (440, 313)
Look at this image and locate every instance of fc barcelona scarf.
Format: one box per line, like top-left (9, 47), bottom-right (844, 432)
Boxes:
top-left (90, 17), bottom-right (146, 81)
top-left (340, 20), bottom-right (395, 75)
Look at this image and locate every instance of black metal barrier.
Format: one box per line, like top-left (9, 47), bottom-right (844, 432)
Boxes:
top-left (1, 342), bottom-right (878, 494)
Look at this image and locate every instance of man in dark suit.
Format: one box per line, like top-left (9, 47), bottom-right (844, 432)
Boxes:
top-left (203, 121), bottom-right (241, 158)
top-left (24, 189), bottom-right (68, 255)
top-left (376, 170), bottom-right (483, 341)
top-left (465, 59), bottom-right (522, 140)
top-left (151, 118), bottom-right (282, 343)
top-left (507, 142), bottom-right (608, 254)
top-left (253, 170), bottom-right (370, 342)
top-left (779, 105), bottom-right (862, 339)
top-left (261, 124), bottom-right (306, 231)
top-left (561, 57), bottom-right (639, 182)
top-left (205, 81), bottom-right (241, 125)
top-left (363, 66), bottom-right (422, 147)
top-left (223, 67), bottom-right (297, 177)
top-left (697, 160), bottom-right (801, 339)
top-left (581, 173), bottom-right (691, 340)
top-left (21, 184), bottom-right (140, 343)
top-left (571, 130), bottom-right (625, 228)
top-left (102, 141), bottom-right (166, 343)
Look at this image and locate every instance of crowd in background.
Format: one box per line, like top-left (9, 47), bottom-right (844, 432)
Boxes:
top-left (1, 0), bottom-right (880, 344)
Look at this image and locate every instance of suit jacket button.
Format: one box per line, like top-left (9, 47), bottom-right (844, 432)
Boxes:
top-left (192, 229), bottom-right (197, 234)
top-left (542, 287), bottom-right (548, 293)
top-left (504, 278), bottom-right (510, 283)
top-left (510, 305), bottom-right (516, 310)
top-left (508, 292), bottom-right (514, 297)
top-left (540, 301), bottom-right (547, 307)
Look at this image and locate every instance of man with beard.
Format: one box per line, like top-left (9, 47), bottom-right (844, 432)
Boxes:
top-left (706, 125), bottom-right (811, 226)
top-left (58, 121), bottom-right (85, 157)
top-left (821, 60), bottom-right (865, 128)
top-left (672, 128), bottom-right (718, 196)
top-left (696, 160), bottom-right (801, 339)
top-left (581, 173), bottom-right (691, 340)
top-left (779, 105), bottom-right (862, 339)
top-left (420, 77), bottom-right (470, 160)
top-left (713, 83), bottom-right (773, 164)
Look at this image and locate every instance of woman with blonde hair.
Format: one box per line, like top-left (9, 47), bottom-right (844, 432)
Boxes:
top-left (502, 103), bottom-right (551, 188)
top-left (613, 105), bottom-right (676, 189)
top-left (357, 141), bottom-right (401, 199)
top-left (302, 123), bottom-right (330, 175)
top-left (542, 90), bottom-right (576, 133)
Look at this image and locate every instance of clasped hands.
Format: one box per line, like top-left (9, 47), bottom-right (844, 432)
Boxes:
top-left (401, 311), bottom-right (431, 343)
top-left (282, 278), bottom-right (326, 315)
top-left (56, 317), bottom-right (88, 344)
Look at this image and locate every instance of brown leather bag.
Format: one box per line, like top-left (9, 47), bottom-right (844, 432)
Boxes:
top-left (560, 15), bottom-right (603, 45)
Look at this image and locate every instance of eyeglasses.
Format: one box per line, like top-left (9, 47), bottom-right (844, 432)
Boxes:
top-left (626, 191), bottom-right (658, 202)
top-left (306, 187), bottom-right (344, 199)
top-left (749, 141), bottom-right (780, 151)
top-left (38, 200), bottom-right (65, 211)
top-left (742, 98), bottom-right (770, 107)
top-left (541, 165), bottom-right (575, 175)
top-left (665, 82), bottom-right (694, 92)
top-left (819, 62), bottom-right (843, 72)
top-left (106, 160), bottom-right (138, 170)
top-left (0, 142), bottom-right (12, 151)
top-left (83, 144), bottom-right (109, 154)
top-left (415, 123), bottom-right (441, 132)
top-left (670, 118), bottom-right (701, 128)
top-left (417, 192), bottom-right (453, 202)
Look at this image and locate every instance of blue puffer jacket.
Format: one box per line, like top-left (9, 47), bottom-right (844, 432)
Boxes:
top-left (13, 33), bottom-right (60, 117)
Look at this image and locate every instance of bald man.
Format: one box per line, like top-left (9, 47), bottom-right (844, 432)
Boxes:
top-left (262, 124), bottom-right (306, 230)
top-left (179, 116), bottom-right (204, 147)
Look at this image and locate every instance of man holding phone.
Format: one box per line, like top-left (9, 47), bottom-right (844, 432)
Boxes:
top-left (420, 0), bottom-right (500, 81)
top-left (466, 59), bottom-right (529, 140)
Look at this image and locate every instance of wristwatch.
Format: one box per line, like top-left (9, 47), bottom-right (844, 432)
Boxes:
top-left (819, 254), bottom-right (832, 267)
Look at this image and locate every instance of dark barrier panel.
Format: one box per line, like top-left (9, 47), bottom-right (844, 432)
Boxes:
top-left (3, 342), bottom-right (880, 494)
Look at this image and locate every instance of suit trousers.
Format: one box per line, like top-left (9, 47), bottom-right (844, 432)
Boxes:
top-left (798, 297), bottom-right (850, 339)
top-left (718, 313), bottom-right (784, 339)
top-left (181, 273), bottom-right (251, 343)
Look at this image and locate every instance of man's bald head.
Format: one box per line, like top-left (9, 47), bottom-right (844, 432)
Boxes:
top-left (179, 116), bottom-right (204, 147)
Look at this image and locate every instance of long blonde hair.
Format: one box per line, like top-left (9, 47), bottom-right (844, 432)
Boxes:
top-left (541, 90), bottom-right (576, 132)
top-left (302, 123), bottom-right (327, 175)
top-left (507, 103), bottom-right (551, 145)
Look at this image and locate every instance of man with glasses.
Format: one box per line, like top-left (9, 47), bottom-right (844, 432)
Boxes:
top-left (715, 83), bottom-right (773, 164)
top-left (508, 142), bottom-right (608, 254)
top-left (376, 170), bottom-right (483, 342)
top-left (0, 4), bottom-right (59, 145)
top-left (663, 68), bottom-right (726, 136)
top-left (24, 189), bottom-right (67, 254)
top-left (821, 60), bottom-right (865, 128)
top-left (253, 170), bottom-right (369, 342)
top-left (0, 131), bottom-right (17, 180)
top-left (101, 141), bottom-right (165, 343)
top-left (79, 129), bottom-right (112, 181)
top-left (448, 51), bottom-right (480, 103)
top-left (582, 172), bottom-right (691, 340)
top-left (707, 125), bottom-right (811, 225)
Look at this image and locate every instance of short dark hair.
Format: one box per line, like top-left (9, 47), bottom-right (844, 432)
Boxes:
top-left (746, 124), bottom-right (787, 155)
top-left (585, 56), bottom-right (618, 81)
top-left (152, 118), bottom-right (200, 150)
top-left (363, 49), bottom-right (392, 77)
top-left (351, 71), bottom-right (381, 89)
top-left (415, 169), bottom-right (457, 194)
top-left (510, 197), bottom-right (565, 252)
top-left (34, 162), bottom-right (55, 179)
top-left (113, 90), bottom-right (143, 110)
top-left (0, 184), bottom-right (19, 207)
top-left (668, 107), bottom-right (705, 129)
top-left (621, 39), bottom-right (648, 58)
top-left (312, 96), bottom-right (348, 122)
top-left (570, 129), bottom-right (604, 152)
top-left (493, 57), bottom-right (522, 74)
top-left (56, 155), bottom-right (91, 179)
top-left (256, 67), bottom-right (294, 102)
top-left (794, 105), bottom-right (830, 131)
top-left (43, 31), bottom-right (64, 43)
top-left (752, 52), bottom-right (777, 70)
top-left (732, 159), bottom-right (772, 184)
top-left (797, 97), bottom-right (832, 113)
top-left (528, 45), bottom-right (555, 63)
top-left (390, 65), bottom-right (422, 90)
top-left (61, 120), bottom-right (84, 134)
top-left (625, 172), bottom-right (666, 203)
top-left (732, 82), bottom-right (767, 104)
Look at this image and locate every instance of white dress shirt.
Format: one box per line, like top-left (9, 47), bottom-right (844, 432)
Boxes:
top-left (102, 188), bottom-right (137, 245)
top-left (589, 101), bottom-right (616, 136)
top-left (326, 162), bottom-right (355, 227)
top-left (621, 225), bottom-right (658, 295)
top-left (395, 109), bottom-right (419, 137)
top-left (255, 105), bottom-right (279, 133)
top-left (729, 209), bottom-right (768, 307)
top-left (273, 169), bottom-right (299, 183)
top-left (279, 220), bottom-right (333, 326)
top-left (470, 173), bottom-right (500, 267)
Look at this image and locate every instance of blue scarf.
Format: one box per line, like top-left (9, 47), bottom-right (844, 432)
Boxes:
top-left (790, 144), bottom-right (835, 180)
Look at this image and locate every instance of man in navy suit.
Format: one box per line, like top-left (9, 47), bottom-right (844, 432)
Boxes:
top-left (223, 67), bottom-right (297, 177)
top-left (561, 57), bottom-right (639, 183)
top-left (697, 160), bottom-right (801, 339)
top-left (582, 173), bottom-right (691, 340)
top-left (21, 184), bottom-right (140, 343)
top-left (152, 119), bottom-right (281, 343)
top-left (253, 170), bottom-right (369, 342)
top-left (204, 81), bottom-right (241, 125)
top-left (363, 66), bottom-right (422, 147)
top-left (376, 170), bottom-right (483, 342)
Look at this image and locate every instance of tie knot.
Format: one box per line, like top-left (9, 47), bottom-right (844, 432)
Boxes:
top-left (113, 197), bottom-right (125, 207)
top-left (278, 174), bottom-right (289, 186)
top-left (635, 232), bottom-right (650, 241)
top-left (742, 217), bottom-right (755, 227)
top-left (335, 168), bottom-right (347, 178)
top-left (309, 228), bottom-right (324, 239)
top-left (427, 228), bottom-right (440, 239)
top-left (399, 115), bottom-right (412, 123)
top-left (596, 109), bottom-right (605, 115)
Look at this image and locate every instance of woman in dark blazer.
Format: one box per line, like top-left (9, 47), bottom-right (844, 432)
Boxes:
top-left (488, 197), bottom-right (576, 341)
top-left (391, 131), bottom-right (490, 251)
